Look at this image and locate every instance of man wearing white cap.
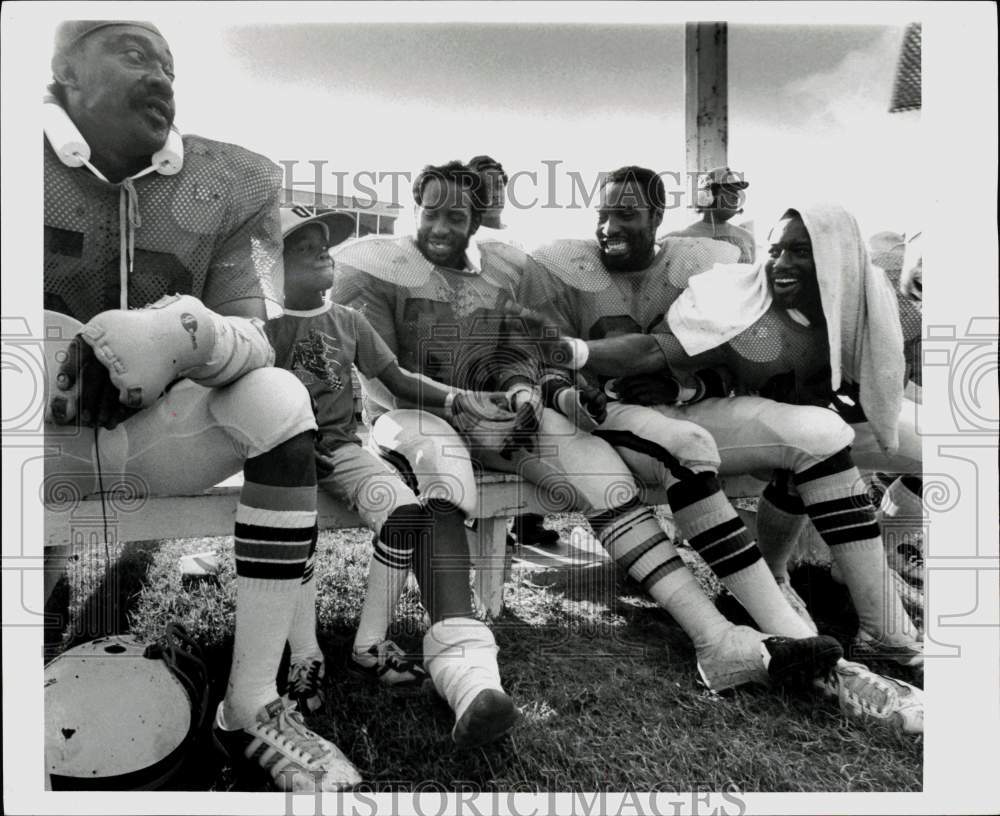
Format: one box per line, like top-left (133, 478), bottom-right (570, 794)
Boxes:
top-left (666, 167), bottom-right (757, 263)
top-left (43, 21), bottom-right (360, 791)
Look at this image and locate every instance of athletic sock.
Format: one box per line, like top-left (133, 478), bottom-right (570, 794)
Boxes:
top-left (423, 617), bottom-right (503, 722)
top-left (589, 497), bottom-right (732, 650)
top-left (223, 481), bottom-right (317, 729)
top-left (353, 503), bottom-right (425, 655)
top-left (794, 450), bottom-right (920, 647)
top-left (755, 475), bottom-right (809, 581)
top-left (669, 474), bottom-right (816, 639)
top-left (288, 527), bottom-right (321, 664)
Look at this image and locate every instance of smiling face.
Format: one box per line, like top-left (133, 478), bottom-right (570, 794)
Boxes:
top-left (57, 25), bottom-right (176, 164)
top-left (595, 179), bottom-right (662, 273)
top-left (282, 224), bottom-right (334, 306)
top-left (415, 177), bottom-right (476, 269)
top-left (765, 215), bottom-right (824, 322)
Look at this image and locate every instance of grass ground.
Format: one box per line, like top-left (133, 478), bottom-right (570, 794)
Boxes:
top-left (47, 512), bottom-right (922, 793)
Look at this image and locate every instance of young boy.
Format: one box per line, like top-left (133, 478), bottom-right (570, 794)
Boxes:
top-left (266, 210), bottom-right (523, 747)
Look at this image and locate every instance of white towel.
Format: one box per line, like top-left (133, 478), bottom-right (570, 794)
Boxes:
top-left (668, 203), bottom-right (904, 453)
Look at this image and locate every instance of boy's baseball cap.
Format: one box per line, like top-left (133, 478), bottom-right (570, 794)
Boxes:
top-left (280, 207), bottom-right (331, 241)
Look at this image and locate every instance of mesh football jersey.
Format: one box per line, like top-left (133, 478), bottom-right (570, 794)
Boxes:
top-left (331, 236), bottom-right (541, 409)
top-left (266, 303), bottom-right (396, 449)
top-left (44, 136), bottom-right (284, 322)
top-left (522, 237), bottom-right (738, 388)
top-left (664, 219), bottom-right (757, 264)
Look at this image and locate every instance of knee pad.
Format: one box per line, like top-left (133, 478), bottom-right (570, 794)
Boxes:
top-left (775, 408), bottom-right (856, 473)
top-left (207, 367), bottom-right (317, 458)
top-left (670, 422), bottom-right (722, 473)
top-left (370, 411), bottom-right (478, 517)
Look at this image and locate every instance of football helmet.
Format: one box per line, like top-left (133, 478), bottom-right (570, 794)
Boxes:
top-left (45, 623), bottom-right (210, 790)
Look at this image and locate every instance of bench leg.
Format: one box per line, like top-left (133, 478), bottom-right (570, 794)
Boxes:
top-left (469, 517), bottom-right (510, 619)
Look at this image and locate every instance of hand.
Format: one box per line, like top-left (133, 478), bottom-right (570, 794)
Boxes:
top-left (501, 385), bottom-right (543, 459)
top-left (615, 374), bottom-right (681, 407)
top-left (451, 391), bottom-right (516, 422)
top-left (553, 385), bottom-right (607, 431)
top-left (50, 335), bottom-right (139, 429)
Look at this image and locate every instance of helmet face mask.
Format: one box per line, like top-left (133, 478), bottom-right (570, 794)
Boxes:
top-left (45, 624), bottom-right (209, 790)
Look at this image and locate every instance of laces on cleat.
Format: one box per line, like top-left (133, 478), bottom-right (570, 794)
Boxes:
top-left (351, 640), bottom-right (428, 689)
top-left (213, 699), bottom-right (361, 791)
top-left (817, 661), bottom-right (923, 735)
top-left (287, 657), bottom-right (326, 714)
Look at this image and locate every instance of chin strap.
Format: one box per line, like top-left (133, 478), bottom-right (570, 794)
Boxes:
top-left (44, 96), bottom-right (184, 310)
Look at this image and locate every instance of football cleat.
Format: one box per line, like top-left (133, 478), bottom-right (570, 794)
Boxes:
top-left (695, 625), bottom-right (842, 692)
top-left (286, 656), bottom-right (326, 714)
top-left (213, 698), bottom-right (361, 792)
top-left (350, 640), bottom-right (428, 690)
top-left (452, 688), bottom-right (522, 749)
top-left (816, 661), bottom-right (924, 734)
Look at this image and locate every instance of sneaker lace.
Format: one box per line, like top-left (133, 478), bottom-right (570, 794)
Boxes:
top-left (258, 705), bottom-right (334, 766)
top-left (289, 659), bottom-right (322, 695)
top-left (838, 665), bottom-right (894, 714)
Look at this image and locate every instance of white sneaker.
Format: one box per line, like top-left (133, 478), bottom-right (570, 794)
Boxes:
top-left (351, 639), bottom-right (428, 690)
top-left (816, 661), bottom-right (923, 735)
top-left (213, 698), bottom-right (361, 792)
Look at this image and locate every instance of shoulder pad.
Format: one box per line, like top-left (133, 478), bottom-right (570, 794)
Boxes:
top-left (530, 239), bottom-right (611, 292)
top-left (330, 235), bottom-right (434, 288)
top-left (478, 239), bottom-right (531, 289)
top-left (659, 236), bottom-right (741, 269)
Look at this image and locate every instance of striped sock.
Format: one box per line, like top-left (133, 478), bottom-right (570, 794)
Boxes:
top-left (670, 473), bottom-right (816, 638)
top-left (288, 528), bottom-right (321, 664)
top-left (795, 449), bottom-right (919, 646)
top-left (590, 497), bottom-right (731, 650)
top-left (354, 503), bottom-right (424, 654)
top-left (756, 475), bottom-right (809, 581)
top-left (223, 481), bottom-right (317, 729)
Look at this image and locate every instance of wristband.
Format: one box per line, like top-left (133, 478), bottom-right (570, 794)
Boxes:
top-left (563, 337), bottom-right (590, 369)
top-left (444, 392), bottom-right (457, 415)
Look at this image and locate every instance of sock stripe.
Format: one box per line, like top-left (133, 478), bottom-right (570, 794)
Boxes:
top-left (612, 532), bottom-right (670, 572)
top-left (235, 522), bottom-right (317, 542)
top-left (235, 540), bottom-right (313, 561)
top-left (236, 560), bottom-right (307, 580)
top-left (708, 545), bottom-right (763, 577)
top-left (374, 550), bottom-right (412, 570)
top-left (589, 496), bottom-right (643, 533)
top-left (687, 516), bottom-right (745, 551)
top-left (817, 523), bottom-right (882, 546)
top-left (595, 507), bottom-right (658, 547)
top-left (810, 508), bottom-right (877, 530)
top-left (793, 447), bottom-right (855, 484)
top-left (640, 556), bottom-right (684, 591)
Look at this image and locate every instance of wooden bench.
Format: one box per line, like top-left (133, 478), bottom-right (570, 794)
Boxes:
top-left (43, 473), bottom-right (683, 619)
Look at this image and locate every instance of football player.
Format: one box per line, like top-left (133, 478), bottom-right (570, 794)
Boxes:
top-left (332, 161), bottom-right (842, 699)
top-left (44, 21), bottom-right (359, 790)
top-left (522, 169), bottom-right (923, 733)
top-left (267, 210), bottom-right (522, 748)
top-left (664, 167), bottom-right (757, 263)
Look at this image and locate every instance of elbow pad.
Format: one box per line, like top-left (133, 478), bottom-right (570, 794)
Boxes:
top-left (80, 294), bottom-right (274, 408)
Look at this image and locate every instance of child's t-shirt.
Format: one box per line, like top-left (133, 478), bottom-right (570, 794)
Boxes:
top-left (266, 302), bottom-right (396, 450)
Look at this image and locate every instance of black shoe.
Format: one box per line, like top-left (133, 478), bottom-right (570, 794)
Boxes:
top-left (763, 635), bottom-right (844, 688)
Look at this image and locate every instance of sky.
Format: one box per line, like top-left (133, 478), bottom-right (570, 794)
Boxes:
top-left (24, 7), bottom-right (921, 247)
